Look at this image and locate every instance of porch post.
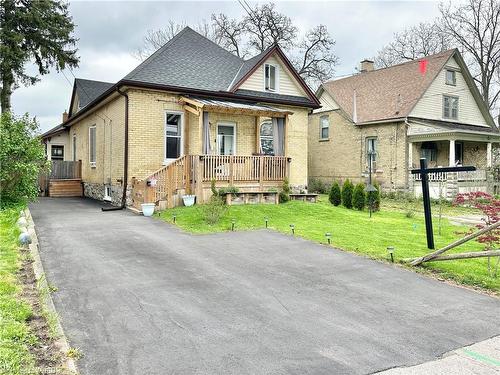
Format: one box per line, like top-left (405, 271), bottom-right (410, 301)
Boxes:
top-left (284, 115), bottom-right (289, 156)
top-left (198, 110), bottom-right (204, 154)
top-left (449, 139), bottom-right (455, 166)
top-left (487, 142), bottom-right (492, 168)
top-left (408, 142), bottom-right (413, 169)
top-left (255, 116), bottom-right (261, 153)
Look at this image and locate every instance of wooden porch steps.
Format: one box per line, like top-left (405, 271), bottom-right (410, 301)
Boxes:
top-left (48, 179), bottom-right (83, 197)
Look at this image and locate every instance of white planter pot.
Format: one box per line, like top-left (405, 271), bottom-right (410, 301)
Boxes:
top-left (182, 195), bottom-right (196, 207)
top-left (141, 203), bottom-right (156, 217)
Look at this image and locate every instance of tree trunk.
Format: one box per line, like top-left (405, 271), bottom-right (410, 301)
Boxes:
top-left (1, 74), bottom-right (13, 114)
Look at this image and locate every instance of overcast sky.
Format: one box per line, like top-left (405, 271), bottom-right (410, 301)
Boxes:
top-left (12, 0), bottom-right (442, 133)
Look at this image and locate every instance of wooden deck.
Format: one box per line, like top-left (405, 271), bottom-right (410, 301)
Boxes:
top-left (39, 160), bottom-right (83, 197)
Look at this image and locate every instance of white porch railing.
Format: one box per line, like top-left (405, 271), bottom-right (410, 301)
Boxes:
top-left (412, 169), bottom-right (487, 182)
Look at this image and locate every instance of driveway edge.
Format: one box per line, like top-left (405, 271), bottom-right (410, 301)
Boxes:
top-left (25, 207), bottom-right (79, 375)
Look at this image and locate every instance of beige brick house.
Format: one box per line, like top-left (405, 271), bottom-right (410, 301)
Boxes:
top-left (309, 49), bottom-right (500, 198)
top-left (56, 27), bottom-right (319, 207)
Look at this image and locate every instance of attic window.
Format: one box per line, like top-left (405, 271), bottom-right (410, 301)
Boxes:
top-left (265, 64), bottom-right (277, 92)
top-left (445, 70), bottom-right (456, 86)
top-left (443, 95), bottom-right (459, 120)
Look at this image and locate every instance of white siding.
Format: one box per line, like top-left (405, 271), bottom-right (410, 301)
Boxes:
top-left (239, 55), bottom-right (307, 97)
top-left (46, 131), bottom-right (70, 161)
top-left (410, 56), bottom-right (489, 127)
top-left (314, 90), bottom-right (340, 113)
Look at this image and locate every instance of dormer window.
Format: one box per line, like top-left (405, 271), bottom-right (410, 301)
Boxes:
top-left (265, 63), bottom-right (277, 91)
top-left (445, 69), bottom-right (456, 86)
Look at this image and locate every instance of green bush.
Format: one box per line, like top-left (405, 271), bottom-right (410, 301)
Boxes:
top-left (367, 182), bottom-right (381, 212)
top-left (210, 179), bottom-right (238, 200)
top-left (202, 196), bottom-right (227, 225)
top-left (341, 179), bottom-right (354, 209)
top-left (329, 181), bottom-right (341, 206)
top-left (352, 183), bottom-right (366, 210)
top-left (309, 178), bottom-right (329, 194)
top-left (279, 178), bottom-right (291, 203)
top-left (0, 113), bottom-right (48, 208)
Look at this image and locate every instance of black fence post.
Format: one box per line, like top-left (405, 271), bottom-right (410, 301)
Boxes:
top-left (420, 158), bottom-right (435, 250)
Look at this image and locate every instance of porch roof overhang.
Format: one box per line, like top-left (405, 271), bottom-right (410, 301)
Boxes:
top-left (179, 96), bottom-right (293, 117)
top-left (407, 118), bottom-right (500, 143)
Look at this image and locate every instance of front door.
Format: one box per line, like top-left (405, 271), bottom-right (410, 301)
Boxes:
top-left (217, 123), bottom-right (235, 155)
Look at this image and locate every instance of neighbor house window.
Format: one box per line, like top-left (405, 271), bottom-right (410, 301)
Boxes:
top-left (366, 137), bottom-right (377, 167)
top-left (51, 145), bottom-right (64, 161)
top-left (260, 121), bottom-right (274, 155)
top-left (443, 95), bottom-right (459, 120)
top-left (72, 134), bottom-right (77, 161)
top-left (320, 115), bottom-right (329, 139)
top-left (421, 141), bottom-right (437, 162)
top-left (445, 70), bottom-right (456, 86)
top-left (264, 63), bottom-right (277, 91)
top-left (89, 126), bottom-right (96, 167)
top-left (165, 112), bottom-right (183, 160)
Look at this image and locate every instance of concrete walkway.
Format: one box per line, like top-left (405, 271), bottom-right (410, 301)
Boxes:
top-left (30, 198), bottom-right (500, 375)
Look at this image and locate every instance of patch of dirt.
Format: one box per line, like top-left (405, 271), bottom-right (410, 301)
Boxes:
top-left (18, 247), bottom-right (70, 374)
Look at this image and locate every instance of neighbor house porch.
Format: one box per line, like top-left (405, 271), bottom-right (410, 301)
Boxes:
top-left (131, 97), bottom-right (294, 209)
top-left (407, 120), bottom-right (500, 198)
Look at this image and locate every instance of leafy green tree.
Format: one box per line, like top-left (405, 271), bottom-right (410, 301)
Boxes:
top-left (341, 179), bottom-right (354, 209)
top-left (0, 113), bottom-right (48, 207)
top-left (329, 181), bottom-right (341, 206)
top-left (352, 183), bottom-right (366, 211)
top-left (0, 0), bottom-right (79, 113)
top-left (367, 182), bottom-right (381, 212)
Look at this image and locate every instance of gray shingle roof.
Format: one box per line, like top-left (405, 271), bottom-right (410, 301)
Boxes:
top-left (75, 78), bottom-right (114, 108)
top-left (124, 27), bottom-right (243, 91)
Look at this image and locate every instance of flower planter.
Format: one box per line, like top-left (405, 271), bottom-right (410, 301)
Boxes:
top-left (141, 203), bottom-right (155, 217)
top-left (182, 195), bottom-right (196, 207)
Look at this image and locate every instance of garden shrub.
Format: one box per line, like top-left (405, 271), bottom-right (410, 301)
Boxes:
top-left (329, 181), bottom-right (341, 206)
top-left (366, 182), bottom-right (381, 212)
top-left (202, 196), bottom-right (227, 225)
top-left (210, 179), bottom-right (238, 200)
top-left (352, 183), bottom-right (366, 210)
top-left (0, 113), bottom-right (48, 208)
top-left (341, 179), bottom-right (354, 209)
top-left (279, 178), bottom-right (291, 203)
top-left (309, 178), bottom-right (329, 194)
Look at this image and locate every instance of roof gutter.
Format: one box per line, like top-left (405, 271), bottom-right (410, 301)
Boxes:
top-left (102, 88), bottom-right (129, 211)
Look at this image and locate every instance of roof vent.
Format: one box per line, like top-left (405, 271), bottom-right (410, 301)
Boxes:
top-left (360, 59), bottom-right (374, 73)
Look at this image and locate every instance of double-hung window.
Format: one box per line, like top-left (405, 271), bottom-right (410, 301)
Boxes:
top-left (443, 95), bottom-right (459, 120)
top-left (89, 126), bottom-right (96, 167)
top-left (366, 137), bottom-right (377, 168)
top-left (320, 115), bottom-right (329, 140)
top-left (165, 112), bottom-right (183, 161)
top-left (264, 64), bottom-right (277, 91)
top-left (260, 121), bottom-right (274, 155)
top-left (445, 69), bottom-right (456, 86)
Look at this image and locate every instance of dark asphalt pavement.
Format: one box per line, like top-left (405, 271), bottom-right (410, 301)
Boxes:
top-left (30, 197), bottom-right (500, 375)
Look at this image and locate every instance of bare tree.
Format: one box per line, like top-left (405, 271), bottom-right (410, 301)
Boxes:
top-left (243, 2), bottom-right (297, 53)
top-left (439, 0), bottom-right (500, 109)
top-left (375, 22), bottom-right (450, 68)
top-left (211, 13), bottom-right (246, 58)
top-left (294, 25), bottom-right (338, 89)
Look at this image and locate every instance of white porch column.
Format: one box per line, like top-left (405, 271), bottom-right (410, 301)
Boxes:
top-left (487, 142), bottom-right (492, 167)
top-left (408, 142), bottom-right (413, 169)
top-left (449, 139), bottom-right (455, 166)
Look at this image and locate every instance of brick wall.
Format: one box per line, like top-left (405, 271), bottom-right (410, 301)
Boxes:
top-left (308, 110), bottom-right (408, 190)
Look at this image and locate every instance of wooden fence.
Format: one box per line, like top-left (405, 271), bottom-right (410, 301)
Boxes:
top-left (39, 160), bottom-right (82, 195)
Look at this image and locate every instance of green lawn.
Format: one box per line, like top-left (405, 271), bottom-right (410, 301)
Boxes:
top-left (0, 206), bottom-right (37, 374)
top-left (158, 196), bottom-right (500, 293)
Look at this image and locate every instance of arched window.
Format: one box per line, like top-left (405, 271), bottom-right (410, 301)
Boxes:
top-left (260, 121), bottom-right (274, 155)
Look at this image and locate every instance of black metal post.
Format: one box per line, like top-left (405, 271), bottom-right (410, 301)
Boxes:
top-left (420, 158), bottom-right (435, 249)
top-left (369, 152), bottom-right (373, 218)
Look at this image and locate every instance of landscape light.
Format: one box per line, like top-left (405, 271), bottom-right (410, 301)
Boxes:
top-left (290, 224), bottom-right (295, 235)
top-left (265, 217), bottom-right (269, 228)
top-left (325, 232), bottom-right (332, 244)
top-left (172, 213), bottom-right (176, 223)
top-left (231, 218), bottom-right (236, 231)
top-left (387, 246), bottom-right (395, 263)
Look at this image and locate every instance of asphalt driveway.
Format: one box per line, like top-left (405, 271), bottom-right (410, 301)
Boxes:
top-left (30, 197), bottom-right (500, 375)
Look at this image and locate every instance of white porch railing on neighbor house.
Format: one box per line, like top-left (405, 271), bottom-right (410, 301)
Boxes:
top-left (412, 169), bottom-right (487, 182)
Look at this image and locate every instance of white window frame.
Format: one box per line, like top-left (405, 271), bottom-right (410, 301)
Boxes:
top-left (445, 69), bottom-right (456, 86)
top-left (164, 111), bottom-right (184, 164)
top-left (443, 95), bottom-right (459, 120)
top-left (366, 137), bottom-right (377, 167)
top-left (104, 185), bottom-right (112, 201)
top-left (264, 63), bottom-right (279, 92)
top-left (89, 126), bottom-right (96, 167)
top-left (216, 122), bottom-right (237, 155)
top-left (260, 120), bottom-right (274, 155)
top-left (72, 134), bottom-right (77, 161)
top-left (319, 115), bottom-right (330, 140)
top-left (50, 144), bottom-right (65, 161)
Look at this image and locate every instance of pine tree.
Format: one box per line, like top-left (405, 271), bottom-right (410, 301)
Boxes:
top-left (329, 181), bottom-right (341, 206)
top-left (352, 183), bottom-right (366, 211)
top-left (341, 179), bottom-right (354, 209)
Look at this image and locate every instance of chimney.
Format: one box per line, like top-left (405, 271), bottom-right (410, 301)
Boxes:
top-left (360, 59), bottom-right (374, 73)
top-left (62, 110), bottom-right (68, 123)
